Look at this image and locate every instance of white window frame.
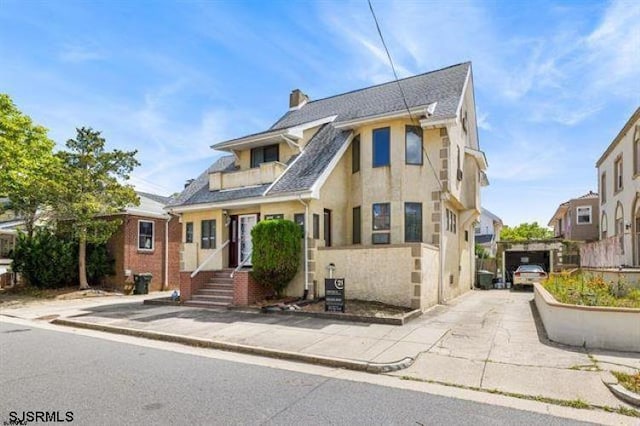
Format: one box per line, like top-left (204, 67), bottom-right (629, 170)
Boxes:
top-left (138, 220), bottom-right (155, 251)
top-left (576, 206), bottom-right (592, 225)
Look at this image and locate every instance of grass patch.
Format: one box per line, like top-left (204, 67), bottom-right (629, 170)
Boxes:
top-left (612, 371), bottom-right (640, 394)
top-left (543, 273), bottom-right (640, 309)
top-left (398, 375), bottom-right (640, 418)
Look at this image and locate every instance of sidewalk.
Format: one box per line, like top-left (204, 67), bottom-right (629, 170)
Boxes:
top-left (2, 290), bottom-right (638, 413)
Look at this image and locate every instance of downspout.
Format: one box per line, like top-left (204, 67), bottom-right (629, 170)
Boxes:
top-left (439, 191), bottom-right (446, 304)
top-left (297, 196), bottom-right (309, 298)
top-left (163, 217), bottom-right (169, 291)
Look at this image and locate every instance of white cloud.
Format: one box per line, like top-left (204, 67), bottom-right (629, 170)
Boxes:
top-left (59, 44), bottom-right (105, 63)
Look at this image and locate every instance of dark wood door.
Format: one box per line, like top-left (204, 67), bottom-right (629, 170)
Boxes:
top-left (324, 209), bottom-right (332, 247)
top-left (229, 215), bottom-right (238, 268)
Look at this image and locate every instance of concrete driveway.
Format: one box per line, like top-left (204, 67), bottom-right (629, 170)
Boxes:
top-left (3, 288), bottom-right (638, 411)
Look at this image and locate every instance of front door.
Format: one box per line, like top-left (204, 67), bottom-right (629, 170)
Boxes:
top-left (239, 214), bottom-right (258, 266)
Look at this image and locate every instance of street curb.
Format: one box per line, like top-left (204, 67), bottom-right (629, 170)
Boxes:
top-left (603, 381), bottom-right (640, 408)
top-left (51, 318), bottom-right (415, 373)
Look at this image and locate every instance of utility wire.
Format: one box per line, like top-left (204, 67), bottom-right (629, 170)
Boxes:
top-left (367, 0), bottom-right (443, 191)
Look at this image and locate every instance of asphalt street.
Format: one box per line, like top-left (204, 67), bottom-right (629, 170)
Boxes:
top-left (0, 321), bottom-right (592, 426)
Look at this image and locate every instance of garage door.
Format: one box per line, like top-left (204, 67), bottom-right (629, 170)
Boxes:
top-left (504, 250), bottom-right (550, 283)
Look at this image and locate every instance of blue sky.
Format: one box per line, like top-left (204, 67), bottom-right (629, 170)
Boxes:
top-left (1, 0), bottom-right (638, 227)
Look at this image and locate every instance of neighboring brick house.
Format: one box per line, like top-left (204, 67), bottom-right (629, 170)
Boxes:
top-left (547, 191), bottom-right (599, 242)
top-left (103, 192), bottom-right (180, 292)
top-left (168, 62), bottom-right (488, 309)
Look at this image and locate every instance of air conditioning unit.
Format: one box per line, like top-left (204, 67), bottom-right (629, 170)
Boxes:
top-left (457, 169), bottom-right (463, 181)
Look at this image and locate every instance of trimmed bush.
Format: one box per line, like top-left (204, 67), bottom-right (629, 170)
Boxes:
top-left (11, 228), bottom-right (114, 288)
top-left (11, 228), bottom-right (77, 288)
top-left (250, 219), bottom-right (302, 296)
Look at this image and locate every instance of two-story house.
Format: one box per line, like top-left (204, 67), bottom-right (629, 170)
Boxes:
top-left (547, 191), bottom-right (599, 242)
top-left (596, 107), bottom-right (640, 266)
top-left (168, 62), bottom-right (488, 310)
top-left (474, 208), bottom-right (503, 256)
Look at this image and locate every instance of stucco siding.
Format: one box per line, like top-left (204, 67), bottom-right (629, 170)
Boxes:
top-left (597, 113), bottom-right (640, 265)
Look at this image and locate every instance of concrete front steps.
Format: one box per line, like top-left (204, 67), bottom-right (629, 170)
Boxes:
top-left (184, 269), bottom-right (235, 309)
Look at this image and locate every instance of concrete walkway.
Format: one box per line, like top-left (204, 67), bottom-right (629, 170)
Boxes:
top-left (2, 290), bottom-right (638, 412)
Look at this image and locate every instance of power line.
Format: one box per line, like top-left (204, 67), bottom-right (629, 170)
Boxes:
top-left (367, 0), bottom-right (443, 191)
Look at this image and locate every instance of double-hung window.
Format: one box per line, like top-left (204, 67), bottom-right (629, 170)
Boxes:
top-left (372, 203), bottom-right (391, 244)
top-left (201, 220), bottom-right (216, 249)
top-left (614, 156), bottom-right (623, 193)
top-left (372, 127), bottom-right (390, 167)
top-left (138, 221), bottom-right (154, 250)
top-left (576, 206), bottom-right (592, 224)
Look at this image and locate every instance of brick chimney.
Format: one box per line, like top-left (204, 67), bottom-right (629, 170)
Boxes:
top-left (289, 89), bottom-right (309, 109)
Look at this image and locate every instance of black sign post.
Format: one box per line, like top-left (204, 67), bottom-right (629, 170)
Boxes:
top-left (325, 278), bottom-right (345, 312)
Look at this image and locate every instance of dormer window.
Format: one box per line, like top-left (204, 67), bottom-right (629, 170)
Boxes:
top-left (251, 144), bottom-right (279, 168)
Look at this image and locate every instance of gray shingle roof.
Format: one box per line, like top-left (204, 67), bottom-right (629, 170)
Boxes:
top-left (271, 62), bottom-right (469, 130)
top-left (136, 191), bottom-right (173, 206)
top-left (267, 124), bottom-right (351, 195)
top-left (181, 184), bottom-right (270, 206)
top-left (475, 234), bottom-right (494, 244)
top-left (168, 155), bottom-right (236, 207)
top-left (170, 62), bottom-right (470, 208)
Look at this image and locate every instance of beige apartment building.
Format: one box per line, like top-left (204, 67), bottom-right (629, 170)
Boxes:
top-left (168, 62), bottom-right (488, 309)
top-left (548, 191), bottom-right (599, 242)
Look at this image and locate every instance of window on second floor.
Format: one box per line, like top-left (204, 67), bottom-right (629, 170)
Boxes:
top-left (601, 173), bottom-right (606, 204)
top-left (634, 126), bottom-right (640, 176)
top-left (250, 144), bottom-right (279, 168)
top-left (446, 209), bottom-right (457, 234)
top-left (352, 134), bottom-right (360, 173)
top-left (372, 127), bottom-right (390, 167)
top-left (405, 126), bottom-right (422, 165)
top-left (614, 156), bottom-right (623, 192)
top-left (576, 206), bottom-right (592, 224)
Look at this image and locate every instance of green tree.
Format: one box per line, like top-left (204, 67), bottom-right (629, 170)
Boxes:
top-left (250, 219), bottom-right (301, 297)
top-left (0, 94), bottom-right (62, 238)
top-left (500, 222), bottom-right (553, 241)
top-left (55, 127), bottom-right (139, 289)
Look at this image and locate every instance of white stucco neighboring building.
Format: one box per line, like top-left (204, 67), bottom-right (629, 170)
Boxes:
top-left (595, 107), bottom-right (640, 266)
top-left (474, 208), bottom-right (503, 256)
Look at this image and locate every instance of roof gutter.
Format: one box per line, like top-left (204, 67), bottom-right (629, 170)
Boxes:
top-left (464, 147), bottom-right (488, 171)
top-left (166, 191), bottom-right (314, 214)
top-left (333, 106), bottom-right (431, 130)
top-left (419, 117), bottom-right (456, 129)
